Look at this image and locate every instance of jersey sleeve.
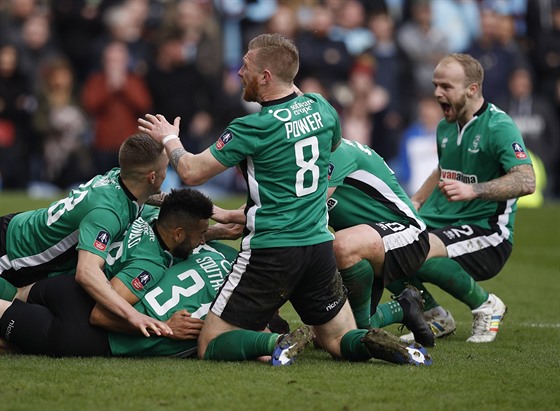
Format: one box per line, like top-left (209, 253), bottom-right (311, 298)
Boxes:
top-left (328, 141), bottom-right (354, 187)
top-left (76, 208), bottom-right (125, 259)
top-left (490, 115), bottom-right (533, 172)
top-left (115, 258), bottom-right (168, 300)
top-left (209, 119), bottom-right (258, 168)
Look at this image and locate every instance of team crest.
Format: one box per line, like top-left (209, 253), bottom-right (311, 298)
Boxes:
top-left (94, 230), bottom-right (110, 251)
top-left (328, 162), bottom-right (335, 180)
top-left (512, 142), bottom-right (527, 159)
top-left (216, 131), bottom-right (233, 150)
top-left (132, 271), bottom-right (152, 291)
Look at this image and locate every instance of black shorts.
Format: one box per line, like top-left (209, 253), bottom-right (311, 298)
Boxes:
top-left (366, 222), bottom-right (430, 285)
top-left (431, 224), bottom-right (512, 281)
top-left (210, 241), bottom-right (347, 330)
top-left (0, 213), bottom-right (78, 287)
top-left (0, 275), bottom-right (111, 356)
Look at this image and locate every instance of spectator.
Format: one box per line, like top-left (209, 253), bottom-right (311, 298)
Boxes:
top-left (49, 0), bottom-right (107, 86)
top-left (91, 2), bottom-right (153, 76)
top-left (145, 32), bottom-right (212, 155)
top-left (329, 0), bottom-right (375, 57)
top-left (82, 41), bottom-right (153, 175)
top-left (365, 10), bottom-right (413, 161)
top-left (396, 0), bottom-right (449, 98)
top-left (391, 95), bottom-right (440, 196)
top-left (18, 13), bottom-right (63, 94)
top-left (465, 6), bottom-right (526, 103)
top-left (0, 0), bottom-right (40, 46)
top-left (32, 58), bottom-right (93, 190)
top-left (528, 0), bottom-right (560, 195)
top-left (498, 67), bottom-right (560, 200)
top-left (0, 43), bottom-right (34, 189)
top-left (296, 4), bottom-right (353, 95)
top-left (431, 0), bottom-right (480, 53)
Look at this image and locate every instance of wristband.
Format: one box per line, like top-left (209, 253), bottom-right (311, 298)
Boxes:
top-left (162, 134), bottom-right (179, 145)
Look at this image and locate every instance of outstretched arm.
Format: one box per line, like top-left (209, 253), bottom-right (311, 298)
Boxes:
top-left (438, 164), bottom-right (536, 202)
top-left (75, 250), bottom-right (172, 337)
top-left (138, 114), bottom-right (228, 186)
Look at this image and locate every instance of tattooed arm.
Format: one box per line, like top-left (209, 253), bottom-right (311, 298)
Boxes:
top-left (138, 114), bottom-right (227, 186)
top-left (438, 164), bottom-right (536, 202)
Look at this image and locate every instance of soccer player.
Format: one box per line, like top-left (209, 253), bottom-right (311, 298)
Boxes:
top-left (326, 137), bottom-right (433, 347)
top-left (87, 188), bottom-right (213, 337)
top-left (0, 241), bottom-right (237, 357)
top-left (139, 33), bottom-right (432, 365)
top-left (395, 54), bottom-right (535, 343)
top-left (0, 133), bottom-right (172, 337)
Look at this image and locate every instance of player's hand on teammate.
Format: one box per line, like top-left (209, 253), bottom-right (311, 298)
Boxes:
top-left (205, 223), bottom-right (244, 242)
top-left (438, 179), bottom-right (477, 202)
top-left (138, 114), bottom-right (181, 143)
top-left (130, 311), bottom-right (174, 338)
top-left (165, 309), bottom-right (204, 340)
top-left (146, 191), bottom-right (168, 207)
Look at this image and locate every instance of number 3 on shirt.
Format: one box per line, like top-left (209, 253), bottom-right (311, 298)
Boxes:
top-left (294, 136), bottom-right (320, 197)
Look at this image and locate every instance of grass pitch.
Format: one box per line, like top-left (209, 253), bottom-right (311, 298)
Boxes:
top-left (0, 192), bottom-right (559, 411)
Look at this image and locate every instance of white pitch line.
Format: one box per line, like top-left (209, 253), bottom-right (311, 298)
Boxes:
top-left (455, 321), bottom-right (560, 329)
top-left (518, 323), bottom-right (560, 329)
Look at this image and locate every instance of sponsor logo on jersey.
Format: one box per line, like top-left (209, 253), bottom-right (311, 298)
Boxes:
top-left (216, 131), bottom-right (233, 150)
top-left (132, 271), bottom-right (152, 290)
top-left (440, 169), bottom-right (478, 184)
top-left (441, 137), bottom-right (448, 149)
top-left (94, 230), bottom-right (110, 251)
top-left (328, 162), bottom-right (334, 180)
top-left (512, 142), bottom-right (527, 159)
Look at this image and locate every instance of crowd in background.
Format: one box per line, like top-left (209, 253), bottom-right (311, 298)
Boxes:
top-left (0, 0), bottom-right (558, 200)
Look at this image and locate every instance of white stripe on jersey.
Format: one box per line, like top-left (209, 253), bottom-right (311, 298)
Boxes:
top-left (347, 169), bottom-right (426, 231)
top-left (10, 230), bottom-right (79, 270)
top-left (211, 248), bottom-right (251, 317)
top-left (243, 156), bottom-right (259, 251)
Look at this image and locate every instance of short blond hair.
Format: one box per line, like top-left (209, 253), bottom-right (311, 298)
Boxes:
top-left (440, 53), bottom-right (484, 88)
top-left (248, 33), bottom-right (299, 83)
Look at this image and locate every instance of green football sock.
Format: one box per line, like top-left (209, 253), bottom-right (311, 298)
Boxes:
top-left (370, 300), bottom-right (403, 328)
top-left (340, 329), bottom-right (371, 362)
top-left (339, 260), bottom-right (373, 329)
top-left (203, 330), bottom-right (279, 361)
top-left (417, 258), bottom-right (489, 309)
top-left (385, 276), bottom-right (439, 311)
top-left (0, 278), bottom-right (17, 300)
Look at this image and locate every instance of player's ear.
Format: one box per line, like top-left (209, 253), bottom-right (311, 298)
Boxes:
top-left (466, 83), bottom-right (478, 97)
top-left (261, 69), bottom-right (271, 84)
top-left (173, 226), bottom-right (185, 243)
top-left (147, 170), bottom-right (156, 185)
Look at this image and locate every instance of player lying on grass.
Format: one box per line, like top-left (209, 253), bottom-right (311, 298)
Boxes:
top-left (0, 188), bottom-right (214, 352)
top-left (0, 133), bottom-right (171, 337)
top-left (0, 241), bottom-right (236, 357)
